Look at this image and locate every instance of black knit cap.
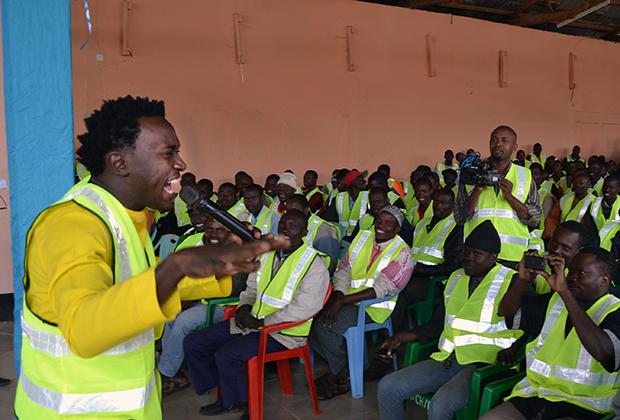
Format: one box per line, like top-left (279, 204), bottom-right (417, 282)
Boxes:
top-left (464, 220), bottom-right (501, 255)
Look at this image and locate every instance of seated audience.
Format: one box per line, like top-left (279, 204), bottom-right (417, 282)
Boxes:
top-left (310, 206), bottom-right (413, 400)
top-left (323, 169), bottom-right (369, 237)
top-left (234, 171), bottom-right (254, 197)
top-left (377, 221), bottom-right (521, 420)
top-left (217, 182), bottom-right (239, 212)
top-left (589, 158), bottom-right (606, 196)
top-left (184, 211), bottom-right (329, 417)
top-left (409, 177), bottom-right (434, 227)
top-left (564, 144), bottom-right (585, 165)
top-left (442, 168), bottom-right (458, 196)
top-left (392, 188), bottom-right (463, 333)
top-left (527, 142), bottom-right (546, 166)
top-left (367, 171), bottom-right (406, 208)
top-left (173, 172), bottom-right (196, 229)
top-left (589, 172), bottom-right (620, 232)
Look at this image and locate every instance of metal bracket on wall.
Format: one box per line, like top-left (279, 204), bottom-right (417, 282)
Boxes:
top-left (569, 52), bottom-right (576, 90)
top-left (425, 34), bottom-right (435, 78)
top-left (233, 13), bottom-right (245, 65)
top-left (498, 50), bottom-right (507, 88)
top-left (121, 0), bottom-right (133, 56)
top-left (346, 25), bottom-right (355, 72)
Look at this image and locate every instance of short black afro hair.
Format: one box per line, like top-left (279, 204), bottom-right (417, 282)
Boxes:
top-left (76, 95), bottom-right (165, 177)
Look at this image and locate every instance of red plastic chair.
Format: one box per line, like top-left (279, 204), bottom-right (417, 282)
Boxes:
top-left (222, 283), bottom-right (332, 420)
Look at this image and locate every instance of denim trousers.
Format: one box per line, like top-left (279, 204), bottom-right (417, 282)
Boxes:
top-left (377, 355), bottom-right (475, 420)
top-left (158, 303), bottom-right (207, 377)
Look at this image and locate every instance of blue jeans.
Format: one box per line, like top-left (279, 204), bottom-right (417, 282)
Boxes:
top-left (158, 303), bottom-right (207, 377)
top-left (378, 356), bottom-right (476, 420)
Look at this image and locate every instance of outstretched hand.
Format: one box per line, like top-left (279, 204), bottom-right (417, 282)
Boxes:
top-left (178, 236), bottom-right (289, 279)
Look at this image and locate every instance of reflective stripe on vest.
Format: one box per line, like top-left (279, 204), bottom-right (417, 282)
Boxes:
top-left (590, 196), bottom-right (620, 231)
top-left (20, 371), bottom-right (157, 415)
top-left (467, 164), bottom-right (531, 261)
top-left (601, 221), bottom-right (620, 251)
top-left (560, 192), bottom-right (595, 222)
top-left (17, 183), bottom-right (157, 418)
top-left (254, 247), bottom-right (317, 310)
top-left (511, 293), bottom-right (620, 412)
top-left (253, 206), bottom-right (273, 234)
top-left (412, 215), bottom-right (456, 265)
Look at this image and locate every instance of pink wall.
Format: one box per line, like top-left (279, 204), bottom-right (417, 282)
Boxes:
top-left (71, 0), bottom-right (620, 186)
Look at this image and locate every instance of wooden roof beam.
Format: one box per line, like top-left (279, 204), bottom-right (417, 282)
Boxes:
top-left (509, 0), bottom-right (613, 26)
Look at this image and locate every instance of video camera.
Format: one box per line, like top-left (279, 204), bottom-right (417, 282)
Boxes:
top-left (459, 155), bottom-right (501, 186)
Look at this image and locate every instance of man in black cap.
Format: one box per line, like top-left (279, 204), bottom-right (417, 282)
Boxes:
top-left (377, 220), bottom-right (522, 420)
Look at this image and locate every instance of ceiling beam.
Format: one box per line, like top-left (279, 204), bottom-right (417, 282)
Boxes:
top-left (509, 0), bottom-right (613, 26)
top-left (407, 0), bottom-right (454, 8)
top-left (512, 0), bottom-right (538, 16)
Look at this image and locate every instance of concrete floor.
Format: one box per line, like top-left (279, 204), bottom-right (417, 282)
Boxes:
top-left (0, 321), bottom-right (423, 420)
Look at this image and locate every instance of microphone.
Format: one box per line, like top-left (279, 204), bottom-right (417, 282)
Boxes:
top-left (180, 186), bottom-right (256, 243)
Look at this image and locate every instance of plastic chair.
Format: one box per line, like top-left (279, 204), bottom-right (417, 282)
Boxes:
top-left (223, 284), bottom-right (333, 420)
top-left (407, 276), bottom-right (447, 327)
top-left (197, 297), bottom-right (240, 330)
top-left (477, 371), bottom-right (526, 417)
top-left (153, 233), bottom-right (179, 259)
top-left (343, 295), bottom-right (398, 398)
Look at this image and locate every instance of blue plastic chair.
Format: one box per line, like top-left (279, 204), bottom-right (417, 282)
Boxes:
top-left (343, 295), bottom-right (398, 398)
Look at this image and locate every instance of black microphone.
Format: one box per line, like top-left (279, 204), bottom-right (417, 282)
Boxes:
top-left (180, 186), bottom-right (256, 243)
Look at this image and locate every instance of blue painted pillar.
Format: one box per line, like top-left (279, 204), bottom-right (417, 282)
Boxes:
top-left (2, 0), bottom-right (74, 373)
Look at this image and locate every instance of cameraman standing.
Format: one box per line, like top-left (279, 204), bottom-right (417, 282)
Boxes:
top-left (465, 126), bottom-right (541, 269)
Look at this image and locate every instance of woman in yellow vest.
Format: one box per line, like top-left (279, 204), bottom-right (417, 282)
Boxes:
top-left (183, 210), bottom-right (329, 418)
top-left (483, 249), bottom-right (620, 419)
top-left (310, 206), bottom-right (413, 400)
top-left (378, 220), bottom-right (521, 420)
top-left (544, 171), bottom-right (595, 240)
top-left (15, 96), bottom-right (286, 420)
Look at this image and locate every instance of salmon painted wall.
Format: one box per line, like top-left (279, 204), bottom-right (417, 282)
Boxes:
top-left (71, 0), bottom-right (620, 186)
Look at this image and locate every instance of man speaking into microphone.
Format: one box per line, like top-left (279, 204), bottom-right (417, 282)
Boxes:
top-left (14, 96), bottom-right (287, 419)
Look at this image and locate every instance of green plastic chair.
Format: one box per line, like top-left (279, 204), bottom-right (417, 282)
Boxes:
top-left (197, 297), bottom-right (240, 330)
top-left (407, 276), bottom-right (447, 327)
top-left (477, 371), bottom-right (526, 417)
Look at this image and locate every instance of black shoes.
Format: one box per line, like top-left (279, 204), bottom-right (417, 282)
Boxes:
top-left (0, 377), bottom-right (10, 387)
top-left (199, 400), bottom-right (247, 416)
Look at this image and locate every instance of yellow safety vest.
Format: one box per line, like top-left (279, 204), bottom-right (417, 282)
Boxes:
top-left (336, 191), bottom-right (369, 235)
top-left (305, 186), bottom-right (327, 203)
top-left (75, 161), bottom-right (91, 181)
top-left (251, 206), bottom-right (277, 234)
top-left (432, 265), bottom-right (522, 365)
top-left (508, 293), bottom-right (620, 414)
top-left (175, 232), bottom-right (204, 251)
top-left (435, 162), bottom-right (459, 186)
top-left (251, 245), bottom-right (323, 336)
top-left (305, 213), bottom-right (341, 244)
top-left (228, 198), bottom-right (251, 222)
top-left (592, 177), bottom-right (604, 196)
top-left (590, 196), bottom-right (620, 232)
top-left (560, 191), bottom-right (595, 223)
top-left (412, 214), bottom-right (457, 266)
top-left (466, 164), bottom-right (532, 262)
top-left (174, 195), bottom-right (191, 227)
top-left (15, 183), bottom-right (160, 419)
top-left (409, 201), bottom-right (433, 227)
top-left (601, 221), bottom-right (620, 252)
top-left (345, 230), bottom-right (409, 324)
top-left (529, 153), bottom-right (547, 166)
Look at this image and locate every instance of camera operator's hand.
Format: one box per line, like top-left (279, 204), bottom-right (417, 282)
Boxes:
top-left (535, 255), bottom-right (568, 295)
top-left (517, 250), bottom-right (539, 283)
top-left (235, 304), bottom-right (252, 328)
top-left (498, 179), bottom-right (514, 199)
top-left (155, 236), bottom-right (289, 304)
